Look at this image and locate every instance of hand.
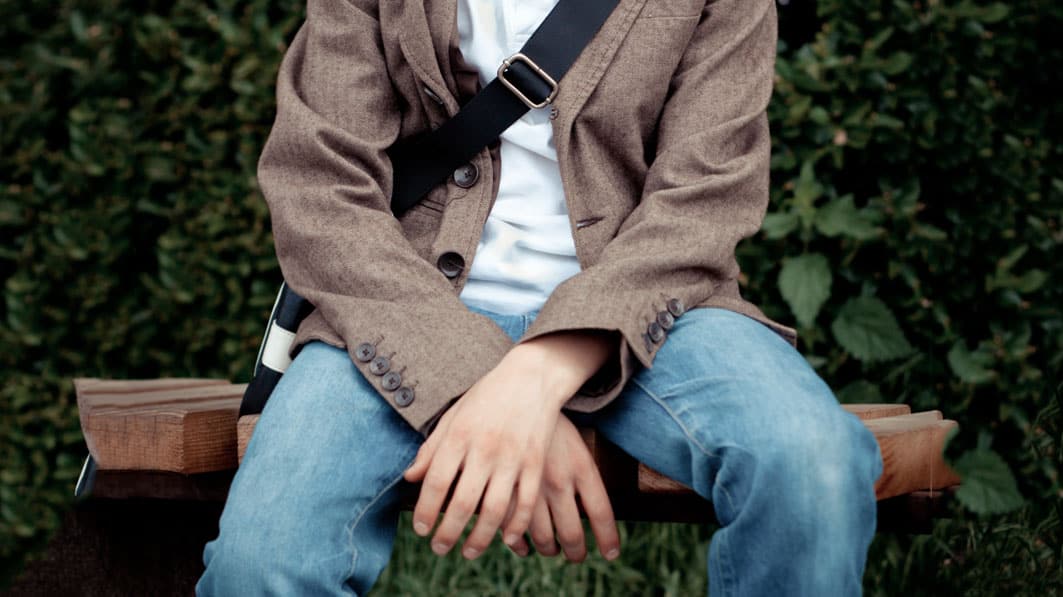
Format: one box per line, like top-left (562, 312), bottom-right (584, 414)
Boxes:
top-left (402, 344), bottom-right (568, 560)
top-left (402, 328), bottom-right (616, 560)
top-left (502, 414), bottom-right (621, 562)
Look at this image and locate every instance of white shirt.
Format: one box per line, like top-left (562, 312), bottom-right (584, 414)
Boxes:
top-left (455, 0), bottom-right (581, 315)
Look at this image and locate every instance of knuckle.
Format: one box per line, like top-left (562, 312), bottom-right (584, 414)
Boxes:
top-left (511, 506), bottom-right (534, 528)
top-left (543, 474), bottom-right (569, 494)
top-left (479, 503), bottom-right (506, 524)
top-left (448, 498), bottom-right (476, 518)
top-left (424, 477), bottom-right (451, 495)
top-left (523, 451), bottom-right (544, 469)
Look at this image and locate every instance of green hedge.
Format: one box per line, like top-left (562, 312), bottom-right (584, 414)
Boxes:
top-left (1, 0), bottom-right (1059, 593)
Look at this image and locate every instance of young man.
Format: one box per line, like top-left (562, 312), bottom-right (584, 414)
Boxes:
top-left (197, 0), bottom-right (884, 594)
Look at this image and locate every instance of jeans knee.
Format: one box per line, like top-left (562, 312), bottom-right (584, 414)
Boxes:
top-left (755, 409), bottom-right (882, 519)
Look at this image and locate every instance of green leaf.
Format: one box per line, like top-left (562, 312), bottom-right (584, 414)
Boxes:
top-left (761, 211), bottom-right (799, 239)
top-left (880, 52), bottom-right (913, 76)
top-left (831, 297), bottom-right (914, 362)
top-left (778, 253), bottom-right (832, 327)
top-left (980, 3), bottom-right (1010, 23)
top-left (947, 341), bottom-right (995, 384)
top-left (1013, 269), bottom-right (1048, 293)
top-left (814, 195), bottom-right (881, 240)
top-left (794, 160), bottom-right (823, 205)
top-left (952, 448), bottom-right (1025, 514)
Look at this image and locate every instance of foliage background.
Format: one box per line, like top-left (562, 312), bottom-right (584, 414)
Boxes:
top-left (1, 0), bottom-right (1059, 593)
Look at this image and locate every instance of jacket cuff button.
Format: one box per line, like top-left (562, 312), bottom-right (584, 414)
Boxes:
top-left (642, 332), bottom-right (655, 354)
top-left (666, 297), bottom-right (686, 318)
top-left (656, 310), bottom-right (675, 330)
top-left (354, 342), bottom-right (376, 362)
top-left (369, 355), bottom-right (391, 375)
top-left (395, 387), bottom-right (415, 407)
top-left (647, 321), bottom-right (665, 343)
top-left (382, 371), bottom-right (403, 391)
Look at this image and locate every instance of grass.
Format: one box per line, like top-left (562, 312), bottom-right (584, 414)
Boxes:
top-left (373, 513), bottom-right (712, 596)
top-left (370, 503), bottom-right (1061, 596)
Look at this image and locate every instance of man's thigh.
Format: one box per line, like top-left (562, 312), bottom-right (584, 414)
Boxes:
top-left (209, 340), bottom-right (424, 585)
top-left (572, 307), bottom-right (881, 519)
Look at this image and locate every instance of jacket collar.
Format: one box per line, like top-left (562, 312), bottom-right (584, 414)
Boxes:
top-left (396, 0), bottom-right (650, 158)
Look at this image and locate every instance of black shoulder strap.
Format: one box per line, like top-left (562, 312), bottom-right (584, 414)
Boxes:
top-left (387, 0), bottom-right (621, 216)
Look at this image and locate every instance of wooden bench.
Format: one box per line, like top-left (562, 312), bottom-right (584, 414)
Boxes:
top-left (72, 377), bottom-right (962, 529)
top-left (3, 376), bottom-right (960, 595)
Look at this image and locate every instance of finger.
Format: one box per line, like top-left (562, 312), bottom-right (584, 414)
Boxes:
top-left (528, 493), bottom-right (559, 557)
top-left (500, 467), bottom-right (541, 548)
top-left (462, 468), bottom-right (518, 559)
top-left (430, 451), bottom-right (491, 556)
top-left (498, 497), bottom-right (530, 557)
top-left (509, 534), bottom-right (531, 557)
top-left (410, 440), bottom-right (464, 538)
top-left (546, 486), bottom-right (587, 563)
top-left (575, 465), bottom-right (620, 560)
top-left (404, 412), bottom-right (451, 483)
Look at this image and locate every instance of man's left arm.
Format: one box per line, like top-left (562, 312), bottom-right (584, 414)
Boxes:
top-left (516, 0), bottom-right (779, 404)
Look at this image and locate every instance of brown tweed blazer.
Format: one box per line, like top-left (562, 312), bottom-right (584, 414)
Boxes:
top-left (259, 0), bottom-right (798, 436)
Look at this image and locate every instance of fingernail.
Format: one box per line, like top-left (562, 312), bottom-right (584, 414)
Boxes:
top-left (462, 546), bottom-right (480, 559)
top-left (414, 521), bottom-right (429, 536)
top-left (606, 548), bottom-right (620, 560)
top-left (504, 533), bottom-right (519, 546)
top-left (432, 541), bottom-right (448, 555)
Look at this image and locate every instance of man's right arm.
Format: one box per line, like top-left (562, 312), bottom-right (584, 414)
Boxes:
top-left (259, 0), bottom-right (513, 434)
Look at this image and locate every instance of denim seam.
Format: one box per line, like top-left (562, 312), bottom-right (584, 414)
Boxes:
top-left (716, 529), bottom-right (738, 597)
top-left (342, 461), bottom-right (414, 586)
top-left (630, 377), bottom-right (740, 594)
top-left (628, 377), bottom-right (739, 519)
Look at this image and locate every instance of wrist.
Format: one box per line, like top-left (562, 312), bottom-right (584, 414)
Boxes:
top-left (506, 330), bottom-right (617, 408)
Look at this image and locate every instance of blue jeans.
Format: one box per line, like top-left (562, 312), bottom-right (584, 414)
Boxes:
top-left (197, 305), bottom-right (883, 596)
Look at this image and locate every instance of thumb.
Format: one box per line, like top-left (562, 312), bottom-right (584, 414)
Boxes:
top-left (404, 434), bottom-right (439, 482)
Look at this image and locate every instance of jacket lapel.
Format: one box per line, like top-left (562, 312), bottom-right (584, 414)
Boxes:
top-left (549, 0), bottom-right (649, 160)
top-left (396, 0), bottom-right (451, 104)
top-left (395, 0), bottom-right (651, 144)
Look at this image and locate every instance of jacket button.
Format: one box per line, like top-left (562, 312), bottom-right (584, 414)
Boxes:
top-left (642, 332), bottom-right (655, 354)
top-left (452, 163), bottom-right (479, 188)
top-left (647, 321), bottom-right (665, 343)
top-left (656, 310), bottom-right (675, 330)
top-left (369, 355), bottom-right (391, 375)
top-left (354, 342), bottom-right (376, 362)
top-left (437, 251), bottom-right (465, 278)
top-left (549, 106), bottom-right (559, 120)
top-left (395, 386), bottom-right (415, 407)
top-left (666, 297), bottom-right (686, 318)
top-left (382, 371), bottom-right (402, 391)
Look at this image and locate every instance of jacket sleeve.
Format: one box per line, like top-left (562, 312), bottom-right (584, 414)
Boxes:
top-left (258, 0), bottom-right (513, 435)
top-left (516, 0), bottom-right (779, 411)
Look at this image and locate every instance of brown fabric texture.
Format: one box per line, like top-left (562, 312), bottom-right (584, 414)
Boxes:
top-left (259, 0), bottom-right (798, 436)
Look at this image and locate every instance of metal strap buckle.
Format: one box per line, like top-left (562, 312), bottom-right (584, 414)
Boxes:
top-left (496, 53), bottom-right (559, 110)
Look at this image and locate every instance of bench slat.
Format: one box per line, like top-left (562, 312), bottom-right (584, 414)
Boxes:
top-left (75, 379), bottom-right (961, 501)
top-left (77, 380), bottom-right (244, 474)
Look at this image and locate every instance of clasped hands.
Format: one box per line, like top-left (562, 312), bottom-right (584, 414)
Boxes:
top-left (402, 330), bottom-right (621, 562)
